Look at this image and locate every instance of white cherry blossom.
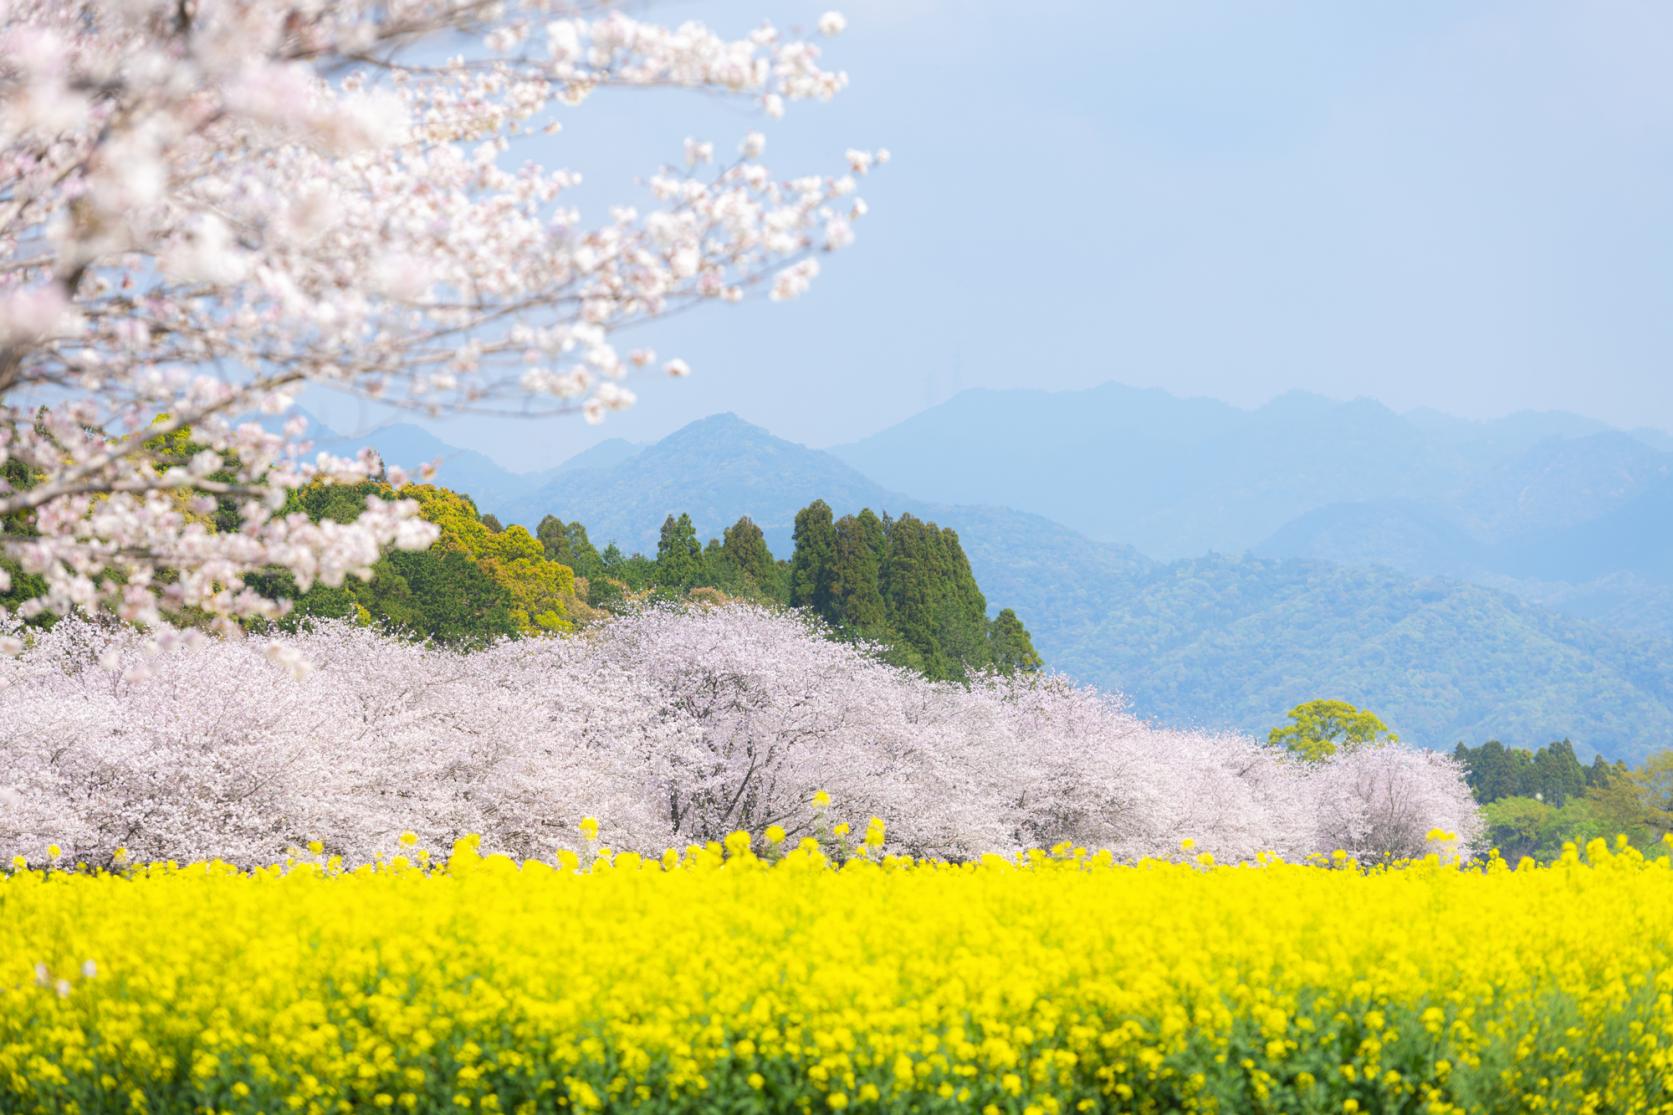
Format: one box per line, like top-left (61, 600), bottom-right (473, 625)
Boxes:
top-left (0, 606), bottom-right (1480, 866)
top-left (0, 2), bottom-right (871, 630)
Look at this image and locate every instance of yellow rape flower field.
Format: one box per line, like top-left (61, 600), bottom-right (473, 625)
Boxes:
top-left (4, 837), bottom-right (1673, 1115)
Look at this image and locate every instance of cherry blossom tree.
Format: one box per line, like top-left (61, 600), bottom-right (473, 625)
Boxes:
top-left (0, 2), bottom-right (877, 632)
top-left (0, 605), bottom-right (1481, 866)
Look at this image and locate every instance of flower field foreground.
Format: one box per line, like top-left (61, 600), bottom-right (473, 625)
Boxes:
top-left (5, 840), bottom-right (1673, 1115)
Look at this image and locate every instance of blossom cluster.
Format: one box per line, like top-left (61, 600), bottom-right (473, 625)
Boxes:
top-left (0, 605), bottom-right (1480, 866)
top-left (0, 2), bottom-right (873, 630)
top-left (4, 836), bottom-right (1672, 1112)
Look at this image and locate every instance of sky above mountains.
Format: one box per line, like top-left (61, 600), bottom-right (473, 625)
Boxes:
top-left (312, 1), bottom-right (1673, 471)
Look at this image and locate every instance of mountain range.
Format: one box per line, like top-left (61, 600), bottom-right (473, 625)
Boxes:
top-left (307, 389), bottom-right (1673, 761)
top-left (831, 384), bottom-right (1673, 559)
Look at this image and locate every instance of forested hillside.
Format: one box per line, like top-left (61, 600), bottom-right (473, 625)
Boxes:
top-left (251, 482), bottom-right (594, 645)
top-left (536, 500), bottom-right (1039, 681)
top-left (266, 477), bottom-right (1040, 684)
top-left (301, 411), bottom-right (1673, 761)
top-left (1023, 555), bottom-right (1673, 763)
top-left (490, 415), bottom-right (1673, 761)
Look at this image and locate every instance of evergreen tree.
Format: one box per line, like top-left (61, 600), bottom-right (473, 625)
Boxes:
top-left (536, 514), bottom-right (568, 560)
top-left (698, 538), bottom-right (738, 593)
top-left (1532, 739), bottom-right (1587, 806)
top-left (879, 514), bottom-right (961, 678)
top-left (1457, 740), bottom-right (1515, 802)
top-left (479, 512), bottom-right (504, 533)
top-left (538, 516), bottom-right (605, 583)
top-left (827, 514), bottom-right (890, 641)
top-left (721, 516), bottom-right (779, 597)
top-left (380, 548), bottom-right (519, 644)
top-left (931, 524), bottom-right (993, 673)
top-left (1588, 755), bottom-right (1626, 788)
top-left (655, 513), bottom-right (703, 591)
top-left (789, 500), bottom-right (837, 615)
top-left (987, 608), bottom-right (1042, 675)
top-left (1457, 739), bottom-right (1597, 806)
top-left (598, 542), bottom-right (654, 593)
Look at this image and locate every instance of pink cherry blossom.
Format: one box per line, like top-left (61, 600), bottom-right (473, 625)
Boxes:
top-left (0, 606), bottom-right (1480, 867)
top-left (0, 2), bottom-right (873, 631)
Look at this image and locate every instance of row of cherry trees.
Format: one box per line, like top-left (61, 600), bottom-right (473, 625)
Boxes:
top-left (0, 606), bottom-right (1480, 866)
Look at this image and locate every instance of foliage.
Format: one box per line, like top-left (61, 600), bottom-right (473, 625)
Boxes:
top-left (537, 517), bottom-right (605, 583)
top-left (0, 609), bottom-right (1477, 867)
top-left (785, 504), bottom-right (1040, 681)
top-left (719, 516), bottom-right (785, 601)
top-left (1470, 745), bottom-right (1673, 862)
top-left (404, 486), bottom-right (582, 633)
top-left (789, 499), bottom-right (839, 616)
top-left (1268, 699), bottom-right (1396, 762)
top-left (988, 608), bottom-right (1043, 675)
top-left (7, 840), bottom-right (1673, 1114)
top-left (654, 514), bottom-right (704, 593)
top-left (1452, 739), bottom-right (1604, 807)
top-left (0, 2), bottom-right (874, 634)
top-left (1023, 552), bottom-right (1673, 762)
top-left (257, 482), bottom-right (589, 643)
top-left (532, 499), bottom-right (1039, 681)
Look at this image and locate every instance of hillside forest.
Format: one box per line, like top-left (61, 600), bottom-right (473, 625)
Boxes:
top-left (259, 483), bottom-right (1040, 684)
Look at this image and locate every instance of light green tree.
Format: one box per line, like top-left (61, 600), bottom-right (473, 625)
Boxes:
top-left (1268, 699), bottom-right (1397, 762)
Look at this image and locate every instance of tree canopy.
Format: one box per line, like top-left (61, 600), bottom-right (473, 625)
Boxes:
top-left (1268, 700), bottom-right (1397, 762)
top-left (259, 482), bottom-right (589, 645)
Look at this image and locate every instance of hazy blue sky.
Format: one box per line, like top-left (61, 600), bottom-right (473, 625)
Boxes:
top-left (314, 2), bottom-right (1673, 471)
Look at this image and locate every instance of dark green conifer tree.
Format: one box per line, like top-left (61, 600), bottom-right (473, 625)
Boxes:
top-left (931, 524), bottom-right (994, 673)
top-left (879, 514), bottom-right (952, 678)
top-left (1588, 755), bottom-right (1625, 788)
top-left (1532, 739), bottom-right (1587, 807)
top-left (563, 522), bottom-right (604, 582)
top-left (789, 500), bottom-right (837, 615)
top-left (722, 516), bottom-right (780, 598)
top-left (987, 608), bottom-right (1043, 675)
top-left (655, 513), bottom-right (703, 591)
top-left (827, 513), bottom-right (890, 642)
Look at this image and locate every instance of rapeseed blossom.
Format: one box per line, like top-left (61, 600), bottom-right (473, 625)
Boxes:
top-left (4, 839), bottom-right (1672, 1113)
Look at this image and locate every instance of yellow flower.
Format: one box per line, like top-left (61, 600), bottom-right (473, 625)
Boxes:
top-left (832, 822), bottom-right (851, 838)
top-left (4, 813), bottom-right (1672, 1112)
top-left (864, 817), bottom-right (886, 848)
top-left (811, 789), bottom-right (832, 810)
top-left (306, 840), bottom-right (324, 856)
top-left (578, 816), bottom-right (599, 842)
top-left (1180, 838), bottom-right (1196, 853)
top-left (46, 844), bottom-right (62, 860)
top-left (399, 831), bottom-right (419, 848)
top-left (764, 825), bottom-right (786, 845)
